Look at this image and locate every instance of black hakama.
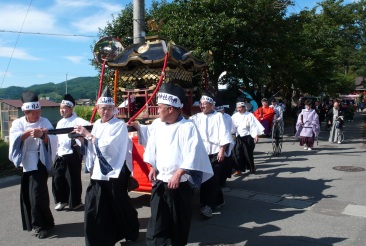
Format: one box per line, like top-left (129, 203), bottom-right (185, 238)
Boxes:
top-left (200, 154), bottom-right (225, 208)
top-left (146, 181), bottom-right (193, 246)
top-left (52, 150), bottom-right (83, 208)
top-left (20, 162), bottom-right (54, 232)
top-left (232, 135), bottom-right (256, 172)
top-left (84, 167), bottom-right (139, 246)
top-left (219, 156), bottom-right (233, 186)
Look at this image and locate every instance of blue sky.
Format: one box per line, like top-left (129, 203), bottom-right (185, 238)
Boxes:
top-left (0, 0), bottom-right (356, 89)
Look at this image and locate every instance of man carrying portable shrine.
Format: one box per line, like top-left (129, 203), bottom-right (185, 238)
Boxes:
top-left (73, 87), bottom-right (139, 246)
top-left (8, 90), bottom-right (57, 239)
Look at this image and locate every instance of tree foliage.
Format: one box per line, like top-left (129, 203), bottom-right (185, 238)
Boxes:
top-left (94, 0), bottom-right (365, 104)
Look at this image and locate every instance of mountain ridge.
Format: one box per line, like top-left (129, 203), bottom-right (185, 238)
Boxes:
top-left (0, 77), bottom-right (99, 102)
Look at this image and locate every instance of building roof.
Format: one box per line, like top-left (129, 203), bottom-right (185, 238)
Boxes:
top-left (0, 99), bottom-right (60, 108)
top-left (76, 99), bottom-right (92, 102)
top-left (355, 76), bottom-right (365, 89)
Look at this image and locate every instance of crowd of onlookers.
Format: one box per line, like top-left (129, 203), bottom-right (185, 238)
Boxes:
top-left (289, 97), bottom-right (365, 150)
top-left (290, 98), bottom-right (365, 132)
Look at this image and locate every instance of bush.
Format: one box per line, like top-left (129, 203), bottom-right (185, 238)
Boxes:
top-left (74, 106), bottom-right (100, 121)
top-left (0, 140), bottom-right (21, 177)
top-left (0, 140), bottom-right (11, 170)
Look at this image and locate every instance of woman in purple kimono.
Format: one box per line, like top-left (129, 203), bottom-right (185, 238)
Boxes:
top-left (295, 100), bottom-right (320, 151)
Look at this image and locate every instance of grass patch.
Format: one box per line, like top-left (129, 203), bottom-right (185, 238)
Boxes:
top-left (0, 140), bottom-right (22, 178)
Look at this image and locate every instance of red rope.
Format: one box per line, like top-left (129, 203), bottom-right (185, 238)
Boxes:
top-left (127, 51), bottom-right (169, 124)
top-left (90, 60), bottom-right (107, 123)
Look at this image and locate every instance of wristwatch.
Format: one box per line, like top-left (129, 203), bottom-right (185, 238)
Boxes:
top-left (86, 134), bottom-right (93, 141)
top-left (40, 132), bottom-right (46, 140)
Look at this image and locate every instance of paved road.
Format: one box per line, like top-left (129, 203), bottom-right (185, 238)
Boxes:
top-left (0, 112), bottom-right (365, 246)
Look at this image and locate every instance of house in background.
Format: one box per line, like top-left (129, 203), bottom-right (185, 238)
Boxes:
top-left (0, 99), bottom-right (60, 141)
top-left (354, 76), bottom-right (366, 97)
top-left (76, 99), bottom-right (93, 106)
top-left (39, 96), bottom-right (56, 102)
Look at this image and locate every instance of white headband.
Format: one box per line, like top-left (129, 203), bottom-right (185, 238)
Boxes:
top-left (200, 95), bottom-right (215, 105)
top-left (236, 102), bottom-right (246, 107)
top-left (61, 100), bottom-right (74, 108)
top-left (21, 101), bottom-right (41, 111)
top-left (215, 105), bottom-right (229, 111)
top-left (97, 97), bottom-right (114, 105)
top-left (157, 92), bottom-right (183, 108)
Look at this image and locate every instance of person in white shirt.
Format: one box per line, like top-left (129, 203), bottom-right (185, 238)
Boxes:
top-left (270, 98), bottom-right (284, 130)
top-left (52, 94), bottom-right (91, 211)
top-left (278, 99), bottom-right (286, 113)
top-left (137, 83), bottom-right (213, 245)
top-left (8, 91), bottom-right (57, 239)
top-left (73, 87), bottom-right (139, 246)
top-left (190, 92), bottom-right (232, 218)
top-left (231, 96), bottom-right (264, 176)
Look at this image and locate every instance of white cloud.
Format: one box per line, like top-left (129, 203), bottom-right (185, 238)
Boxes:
top-left (72, 12), bottom-right (116, 33)
top-left (54, 0), bottom-right (123, 11)
top-left (35, 74), bottom-right (46, 78)
top-left (53, 0), bottom-right (123, 34)
top-left (0, 4), bottom-right (57, 33)
top-left (0, 71), bottom-right (13, 77)
top-left (54, 0), bottom-right (93, 8)
top-left (0, 47), bottom-right (40, 60)
top-left (64, 56), bottom-right (85, 64)
top-left (0, 1), bottom-right (123, 36)
top-left (99, 2), bottom-right (124, 12)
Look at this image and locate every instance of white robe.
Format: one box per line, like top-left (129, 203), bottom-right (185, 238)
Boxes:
top-left (295, 109), bottom-right (320, 139)
top-left (143, 117), bottom-right (213, 184)
top-left (328, 108), bottom-right (343, 143)
top-left (85, 117), bottom-right (130, 181)
top-left (8, 116), bottom-right (57, 172)
top-left (56, 112), bottom-right (91, 156)
top-left (189, 111), bottom-right (233, 156)
top-left (221, 112), bottom-right (234, 156)
top-left (231, 112), bottom-right (265, 138)
top-left (222, 113), bottom-right (233, 132)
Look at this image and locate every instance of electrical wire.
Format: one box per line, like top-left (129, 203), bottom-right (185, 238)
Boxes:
top-left (0, 29), bottom-right (97, 38)
top-left (295, 0), bottom-right (304, 12)
top-left (0, 0), bottom-right (33, 89)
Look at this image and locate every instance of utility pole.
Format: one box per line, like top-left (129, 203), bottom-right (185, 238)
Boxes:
top-left (133, 0), bottom-right (145, 44)
top-left (65, 73), bottom-right (68, 94)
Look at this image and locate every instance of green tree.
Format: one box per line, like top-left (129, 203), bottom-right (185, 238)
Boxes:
top-left (293, 0), bottom-right (365, 97)
top-left (147, 0), bottom-right (294, 101)
top-left (94, 0), bottom-right (365, 104)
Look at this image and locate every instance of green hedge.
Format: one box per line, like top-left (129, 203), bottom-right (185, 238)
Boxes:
top-left (74, 106), bottom-right (100, 121)
top-left (0, 140), bottom-right (21, 177)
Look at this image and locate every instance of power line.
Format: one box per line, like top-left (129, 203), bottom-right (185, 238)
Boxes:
top-left (295, 0), bottom-right (303, 12)
top-left (0, 30), bottom-right (98, 38)
top-left (0, 0), bottom-right (33, 89)
top-left (287, 0), bottom-right (303, 13)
